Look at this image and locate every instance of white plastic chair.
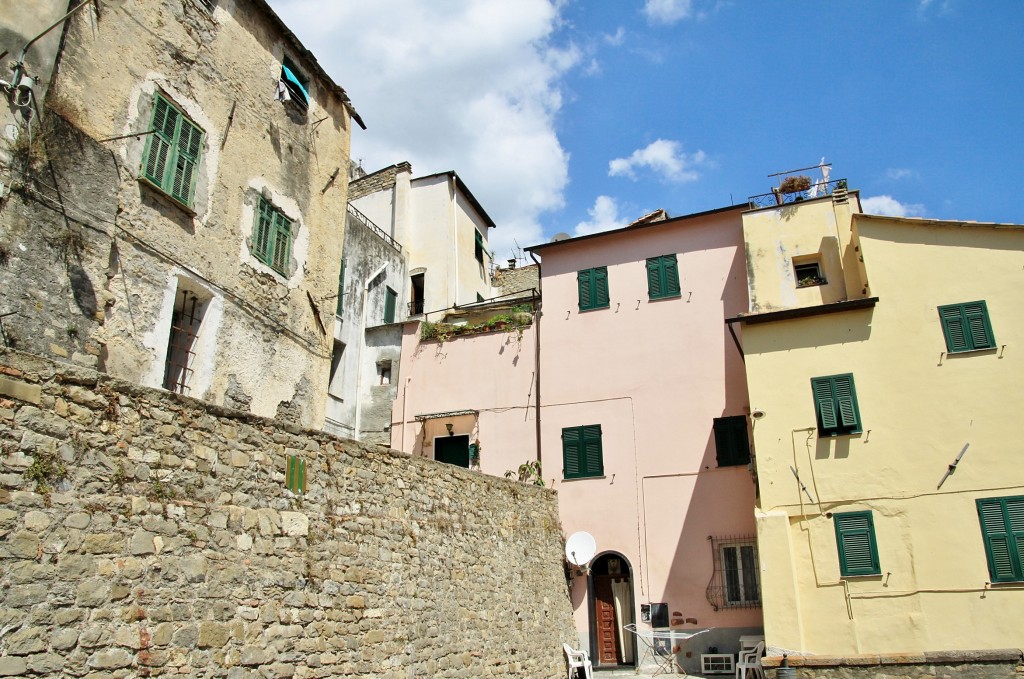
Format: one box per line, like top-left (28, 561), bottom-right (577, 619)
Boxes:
top-left (563, 643), bottom-right (594, 679)
top-left (735, 640), bottom-right (765, 679)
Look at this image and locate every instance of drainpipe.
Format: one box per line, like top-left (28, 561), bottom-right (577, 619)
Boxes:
top-left (449, 174), bottom-right (458, 308)
top-left (354, 261), bottom-right (388, 441)
top-left (529, 251), bottom-right (543, 466)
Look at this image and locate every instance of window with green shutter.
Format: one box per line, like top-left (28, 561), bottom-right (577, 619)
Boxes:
top-left (253, 196), bottom-right (293, 276)
top-left (713, 415), bottom-right (750, 467)
top-left (141, 93), bottom-right (204, 208)
top-left (562, 424), bottom-right (604, 479)
top-left (646, 254), bottom-right (681, 300)
top-left (834, 511), bottom-right (880, 577)
top-left (811, 373), bottom-right (862, 437)
top-left (976, 496), bottom-right (1024, 583)
top-left (474, 230), bottom-right (485, 263)
top-left (938, 301), bottom-right (996, 353)
top-left (577, 266), bottom-right (610, 311)
top-left (383, 287), bottom-right (397, 324)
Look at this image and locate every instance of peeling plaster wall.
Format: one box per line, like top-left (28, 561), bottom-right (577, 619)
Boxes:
top-left (0, 0), bottom-right (353, 429)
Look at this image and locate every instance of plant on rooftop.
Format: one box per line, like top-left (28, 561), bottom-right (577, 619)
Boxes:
top-left (780, 175), bottom-right (812, 194)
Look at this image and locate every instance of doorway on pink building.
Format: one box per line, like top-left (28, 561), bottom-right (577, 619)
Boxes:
top-left (589, 552), bottom-right (635, 668)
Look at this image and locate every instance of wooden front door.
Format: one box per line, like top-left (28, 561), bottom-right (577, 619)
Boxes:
top-left (593, 576), bottom-right (621, 665)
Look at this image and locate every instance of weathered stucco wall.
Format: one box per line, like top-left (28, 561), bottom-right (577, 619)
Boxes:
top-left (0, 0), bottom-right (354, 429)
top-left (0, 349), bottom-right (577, 677)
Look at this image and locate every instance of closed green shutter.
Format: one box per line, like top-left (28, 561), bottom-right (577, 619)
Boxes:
top-left (811, 374), bottom-right (861, 436)
top-left (939, 301), bottom-right (995, 353)
top-left (562, 427), bottom-right (582, 479)
top-left (271, 212), bottom-right (292, 273)
top-left (581, 424), bottom-right (604, 477)
top-left (662, 254), bottom-right (680, 296)
top-left (977, 497), bottom-right (1024, 583)
top-left (646, 258), bottom-right (662, 298)
top-left (577, 269), bottom-right (593, 310)
top-left (647, 255), bottom-right (680, 300)
top-left (253, 197), bottom-right (293, 276)
top-left (714, 416), bottom-right (750, 467)
top-left (834, 511), bottom-right (880, 576)
top-left (171, 118), bottom-right (203, 205)
top-left (593, 267), bottom-right (609, 307)
top-left (384, 287), bottom-right (397, 324)
top-left (143, 95), bottom-right (176, 187)
top-left (475, 230), bottom-right (484, 263)
top-left (254, 198), bottom-right (273, 261)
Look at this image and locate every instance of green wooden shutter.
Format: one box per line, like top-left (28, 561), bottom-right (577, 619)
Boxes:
top-left (834, 511), bottom-right (880, 576)
top-left (271, 212), bottom-right (292, 273)
top-left (143, 95), bottom-right (176, 187)
top-left (475, 230), bottom-right (484, 262)
top-left (578, 269), bottom-right (593, 310)
top-left (714, 416), bottom-right (750, 466)
top-left (833, 375), bottom-right (859, 429)
top-left (562, 427), bottom-right (582, 479)
top-left (663, 254), bottom-right (680, 296)
top-left (255, 198), bottom-right (273, 262)
top-left (977, 497), bottom-right (1024, 583)
top-left (581, 424), bottom-right (603, 476)
top-left (646, 257), bottom-right (662, 299)
top-left (812, 377), bottom-right (838, 431)
top-left (594, 267), bottom-right (609, 307)
top-left (171, 118), bottom-right (203, 205)
top-left (939, 305), bottom-right (969, 352)
top-left (384, 287), bottom-right (397, 324)
top-left (963, 301), bottom-right (995, 350)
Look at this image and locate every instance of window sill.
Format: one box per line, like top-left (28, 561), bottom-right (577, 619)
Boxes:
top-left (818, 430), bottom-right (862, 438)
top-left (840, 573), bottom-right (882, 580)
top-left (796, 280), bottom-right (827, 289)
top-left (561, 475), bottom-right (605, 482)
top-left (138, 176), bottom-right (197, 217)
top-left (648, 293), bottom-right (681, 301)
top-left (946, 347), bottom-right (997, 356)
top-left (578, 305), bottom-right (610, 313)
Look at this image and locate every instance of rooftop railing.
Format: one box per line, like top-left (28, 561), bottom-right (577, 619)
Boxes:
top-left (346, 203), bottom-right (402, 253)
top-left (747, 178), bottom-right (847, 210)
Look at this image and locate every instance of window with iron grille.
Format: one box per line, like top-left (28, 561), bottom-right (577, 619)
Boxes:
top-left (140, 93), bottom-right (203, 209)
top-left (706, 536), bottom-right (761, 610)
top-left (253, 196), bottom-right (293, 276)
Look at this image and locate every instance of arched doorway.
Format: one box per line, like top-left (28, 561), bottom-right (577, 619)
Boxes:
top-left (588, 552), bottom-right (636, 668)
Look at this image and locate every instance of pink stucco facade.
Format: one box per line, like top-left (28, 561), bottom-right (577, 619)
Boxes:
top-left (390, 321), bottom-right (539, 479)
top-left (532, 206), bottom-right (763, 669)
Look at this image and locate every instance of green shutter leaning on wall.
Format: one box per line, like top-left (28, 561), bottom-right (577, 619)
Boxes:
top-left (141, 93), bottom-right (204, 208)
top-left (562, 424), bottom-right (604, 479)
top-left (646, 254), bottom-right (681, 300)
top-left (834, 510), bottom-right (880, 577)
top-left (811, 373), bottom-right (862, 437)
top-left (285, 455), bottom-right (306, 495)
top-left (577, 266), bottom-right (610, 311)
top-left (976, 496), bottom-right (1024, 583)
top-left (938, 301), bottom-right (996, 353)
top-left (383, 287), bottom-right (397, 324)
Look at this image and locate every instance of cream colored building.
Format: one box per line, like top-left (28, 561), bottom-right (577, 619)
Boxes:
top-left (732, 182), bottom-right (1024, 658)
top-left (0, 0), bottom-right (360, 428)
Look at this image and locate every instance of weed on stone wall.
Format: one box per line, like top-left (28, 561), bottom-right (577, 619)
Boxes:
top-left (0, 243), bottom-right (11, 267)
top-left (24, 450), bottom-right (68, 494)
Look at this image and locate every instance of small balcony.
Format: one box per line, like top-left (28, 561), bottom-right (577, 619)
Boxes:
top-left (408, 299), bottom-right (425, 316)
top-left (747, 162), bottom-right (847, 209)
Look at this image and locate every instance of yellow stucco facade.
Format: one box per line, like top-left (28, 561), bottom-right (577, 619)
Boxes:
top-left (737, 195), bottom-right (1024, 656)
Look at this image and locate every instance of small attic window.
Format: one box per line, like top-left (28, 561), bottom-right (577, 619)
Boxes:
top-left (278, 56), bottom-right (310, 114)
top-left (794, 260), bottom-right (826, 288)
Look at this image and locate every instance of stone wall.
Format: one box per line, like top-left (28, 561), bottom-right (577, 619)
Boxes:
top-left (347, 163), bottom-right (412, 202)
top-left (0, 349), bottom-right (577, 677)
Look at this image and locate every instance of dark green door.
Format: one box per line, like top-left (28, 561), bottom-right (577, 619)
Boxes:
top-left (435, 435), bottom-right (470, 468)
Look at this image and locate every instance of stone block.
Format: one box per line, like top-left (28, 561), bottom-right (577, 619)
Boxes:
top-left (0, 377), bottom-right (41, 405)
top-left (198, 621), bottom-right (230, 648)
top-left (86, 648), bottom-right (133, 669)
top-left (22, 511), bottom-right (50, 531)
top-left (5, 532), bottom-right (40, 559)
top-left (280, 511), bottom-right (308, 537)
top-left (129, 529), bottom-right (156, 555)
top-left (0, 656), bottom-right (27, 676)
top-left (5, 626), bottom-right (47, 655)
top-left (76, 578), bottom-right (110, 607)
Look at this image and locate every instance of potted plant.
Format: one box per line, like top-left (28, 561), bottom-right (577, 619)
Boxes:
top-left (779, 175), bottom-right (812, 194)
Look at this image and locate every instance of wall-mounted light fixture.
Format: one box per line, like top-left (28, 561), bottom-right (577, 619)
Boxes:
top-left (445, 422), bottom-right (454, 436)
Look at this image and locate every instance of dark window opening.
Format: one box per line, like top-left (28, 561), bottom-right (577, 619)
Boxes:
top-left (279, 56), bottom-right (310, 114)
top-left (435, 434), bottom-right (470, 468)
top-left (474, 230), bottom-right (485, 263)
top-left (163, 286), bottom-right (206, 395)
top-left (713, 415), bottom-right (751, 466)
top-left (328, 340), bottom-right (345, 398)
top-left (794, 261), bottom-right (826, 287)
top-left (409, 273), bottom-right (425, 315)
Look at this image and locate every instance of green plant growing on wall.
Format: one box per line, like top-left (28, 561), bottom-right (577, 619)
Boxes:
top-left (148, 477), bottom-right (177, 502)
top-left (504, 460), bottom-right (544, 487)
top-left (25, 450), bottom-right (68, 493)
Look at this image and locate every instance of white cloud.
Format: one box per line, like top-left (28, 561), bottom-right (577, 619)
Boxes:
top-left (861, 195), bottom-right (926, 217)
top-left (643, 0), bottom-right (694, 24)
top-left (918, 0), bottom-right (955, 17)
top-left (603, 27), bottom-right (626, 46)
top-left (608, 139), bottom-right (706, 183)
top-left (885, 168), bottom-right (914, 181)
top-left (266, 0), bottom-right (579, 260)
top-left (574, 196), bottom-right (629, 236)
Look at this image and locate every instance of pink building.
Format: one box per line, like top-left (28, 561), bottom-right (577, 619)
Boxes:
top-left (527, 206), bottom-right (763, 672)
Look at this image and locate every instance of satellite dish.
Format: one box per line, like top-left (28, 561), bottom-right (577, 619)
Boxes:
top-left (552, 232), bottom-right (570, 242)
top-left (565, 531), bottom-right (597, 566)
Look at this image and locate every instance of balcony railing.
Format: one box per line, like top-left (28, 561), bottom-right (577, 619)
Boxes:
top-left (748, 178), bottom-right (847, 210)
top-left (408, 299), bottom-right (425, 316)
top-left (346, 203), bottom-right (402, 253)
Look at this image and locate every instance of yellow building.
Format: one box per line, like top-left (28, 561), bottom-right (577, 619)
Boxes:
top-left (731, 182), bottom-right (1024, 664)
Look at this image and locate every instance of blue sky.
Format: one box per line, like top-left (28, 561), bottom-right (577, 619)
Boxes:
top-left (268, 0), bottom-right (1024, 262)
